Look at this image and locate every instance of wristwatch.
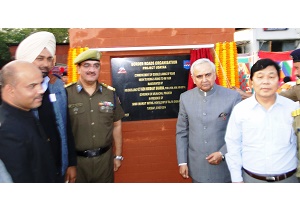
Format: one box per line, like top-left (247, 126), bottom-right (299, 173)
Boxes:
top-left (219, 152), bottom-right (225, 161)
top-left (114, 155), bottom-right (124, 160)
top-left (221, 154), bottom-right (225, 161)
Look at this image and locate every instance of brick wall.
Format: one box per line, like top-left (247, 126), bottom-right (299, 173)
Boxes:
top-left (68, 28), bottom-right (235, 182)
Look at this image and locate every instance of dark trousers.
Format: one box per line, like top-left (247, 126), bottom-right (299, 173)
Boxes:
top-left (55, 173), bottom-right (65, 183)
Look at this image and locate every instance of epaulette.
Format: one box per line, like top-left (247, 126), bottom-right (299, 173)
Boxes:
top-left (100, 82), bottom-right (115, 91)
top-left (292, 108), bottom-right (300, 117)
top-left (65, 82), bottom-right (76, 88)
top-left (296, 79), bottom-right (300, 85)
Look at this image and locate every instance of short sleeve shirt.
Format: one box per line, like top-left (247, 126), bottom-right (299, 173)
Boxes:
top-left (66, 81), bottom-right (125, 151)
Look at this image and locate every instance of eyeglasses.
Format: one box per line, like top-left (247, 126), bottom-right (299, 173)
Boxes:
top-left (81, 63), bottom-right (100, 70)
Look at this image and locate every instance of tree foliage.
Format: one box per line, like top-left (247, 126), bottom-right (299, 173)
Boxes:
top-left (0, 28), bottom-right (69, 68)
top-left (1, 28), bottom-right (69, 44)
top-left (0, 41), bottom-right (10, 69)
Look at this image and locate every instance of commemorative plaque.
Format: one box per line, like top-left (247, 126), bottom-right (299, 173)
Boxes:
top-left (111, 55), bottom-right (190, 121)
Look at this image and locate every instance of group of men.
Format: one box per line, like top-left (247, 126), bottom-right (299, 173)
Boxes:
top-left (176, 48), bottom-right (300, 183)
top-left (0, 31), bottom-right (124, 183)
top-left (1, 30), bottom-right (300, 183)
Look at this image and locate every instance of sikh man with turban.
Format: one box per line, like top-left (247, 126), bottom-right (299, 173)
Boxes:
top-left (15, 31), bottom-right (77, 183)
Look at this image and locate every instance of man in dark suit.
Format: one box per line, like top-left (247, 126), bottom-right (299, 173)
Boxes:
top-left (15, 31), bottom-right (77, 183)
top-left (0, 60), bottom-right (56, 182)
top-left (176, 58), bottom-right (242, 183)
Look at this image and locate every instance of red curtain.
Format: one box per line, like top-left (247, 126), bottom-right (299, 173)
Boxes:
top-left (187, 48), bottom-right (218, 90)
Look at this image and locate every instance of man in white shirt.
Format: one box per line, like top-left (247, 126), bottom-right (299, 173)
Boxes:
top-left (225, 58), bottom-right (298, 183)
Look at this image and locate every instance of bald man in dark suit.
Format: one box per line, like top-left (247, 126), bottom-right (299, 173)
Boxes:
top-left (0, 60), bottom-right (56, 182)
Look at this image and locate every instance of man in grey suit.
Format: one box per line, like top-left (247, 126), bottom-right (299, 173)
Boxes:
top-left (176, 58), bottom-right (242, 183)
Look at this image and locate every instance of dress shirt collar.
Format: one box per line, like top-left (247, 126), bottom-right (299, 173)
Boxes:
top-left (1, 101), bottom-right (34, 118)
top-left (75, 80), bottom-right (103, 93)
top-left (250, 93), bottom-right (284, 110)
top-left (197, 84), bottom-right (216, 97)
top-left (42, 76), bottom-right (50, 92)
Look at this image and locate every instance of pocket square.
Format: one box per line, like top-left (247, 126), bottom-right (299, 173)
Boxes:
top-left (218, 112), bottom-right (228, 120)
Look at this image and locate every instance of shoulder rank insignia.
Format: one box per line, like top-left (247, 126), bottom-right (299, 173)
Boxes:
top-left (292, 108), bottom-right (300, 117)
top-left (65, 82), bottom-right (76, 88)
top-left (100, 82), bottom-right (115, 91)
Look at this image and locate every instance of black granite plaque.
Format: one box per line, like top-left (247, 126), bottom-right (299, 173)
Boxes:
top-left (111, 55), bottom-right (190, 121)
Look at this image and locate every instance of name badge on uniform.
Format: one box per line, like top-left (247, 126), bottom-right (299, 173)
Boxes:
top-left (49, 93), bottom-right (57, 102)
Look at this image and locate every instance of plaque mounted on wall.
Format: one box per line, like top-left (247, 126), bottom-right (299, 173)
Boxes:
top-left (111, 55), bottom-right (190, 121)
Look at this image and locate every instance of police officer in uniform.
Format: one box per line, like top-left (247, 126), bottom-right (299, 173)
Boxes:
top-left (292, 109), bottom-right (300, 182)
top-left (66, 49), bottom-right (125, 182)
top-left (279, 48), bottom-right (300, 181)
top-left (279, 48), bottom-right (300, 101)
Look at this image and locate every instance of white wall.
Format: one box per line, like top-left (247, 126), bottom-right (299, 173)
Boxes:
top-left (235, 28), bottom-right (300, 63)
top-left (255, 28), bottom-right (300, 40)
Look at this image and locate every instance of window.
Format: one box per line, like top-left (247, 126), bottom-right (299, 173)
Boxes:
top-left (259, 40), bottom-right (298, 52)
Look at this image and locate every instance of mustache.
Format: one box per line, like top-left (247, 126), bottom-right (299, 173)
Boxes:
top-left (86, 71), bottom-right (96, 75)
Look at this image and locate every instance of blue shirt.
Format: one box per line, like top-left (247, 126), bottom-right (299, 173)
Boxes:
top-left (0, 159), bottom-right (12, 183)
top-left (225, 94), bottom-right (298, 182)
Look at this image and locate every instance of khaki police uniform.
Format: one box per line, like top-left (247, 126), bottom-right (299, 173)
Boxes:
top-left (281, 82), bottom-right (300, 179)
top-left (283, 48), bottom-right (300, 179)
top-left (292, 109), bottom-right (300, 178)
top-left (66, 81), bottom-right (125, 182)
top-left (279, 79), bottom-right (300, 102)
